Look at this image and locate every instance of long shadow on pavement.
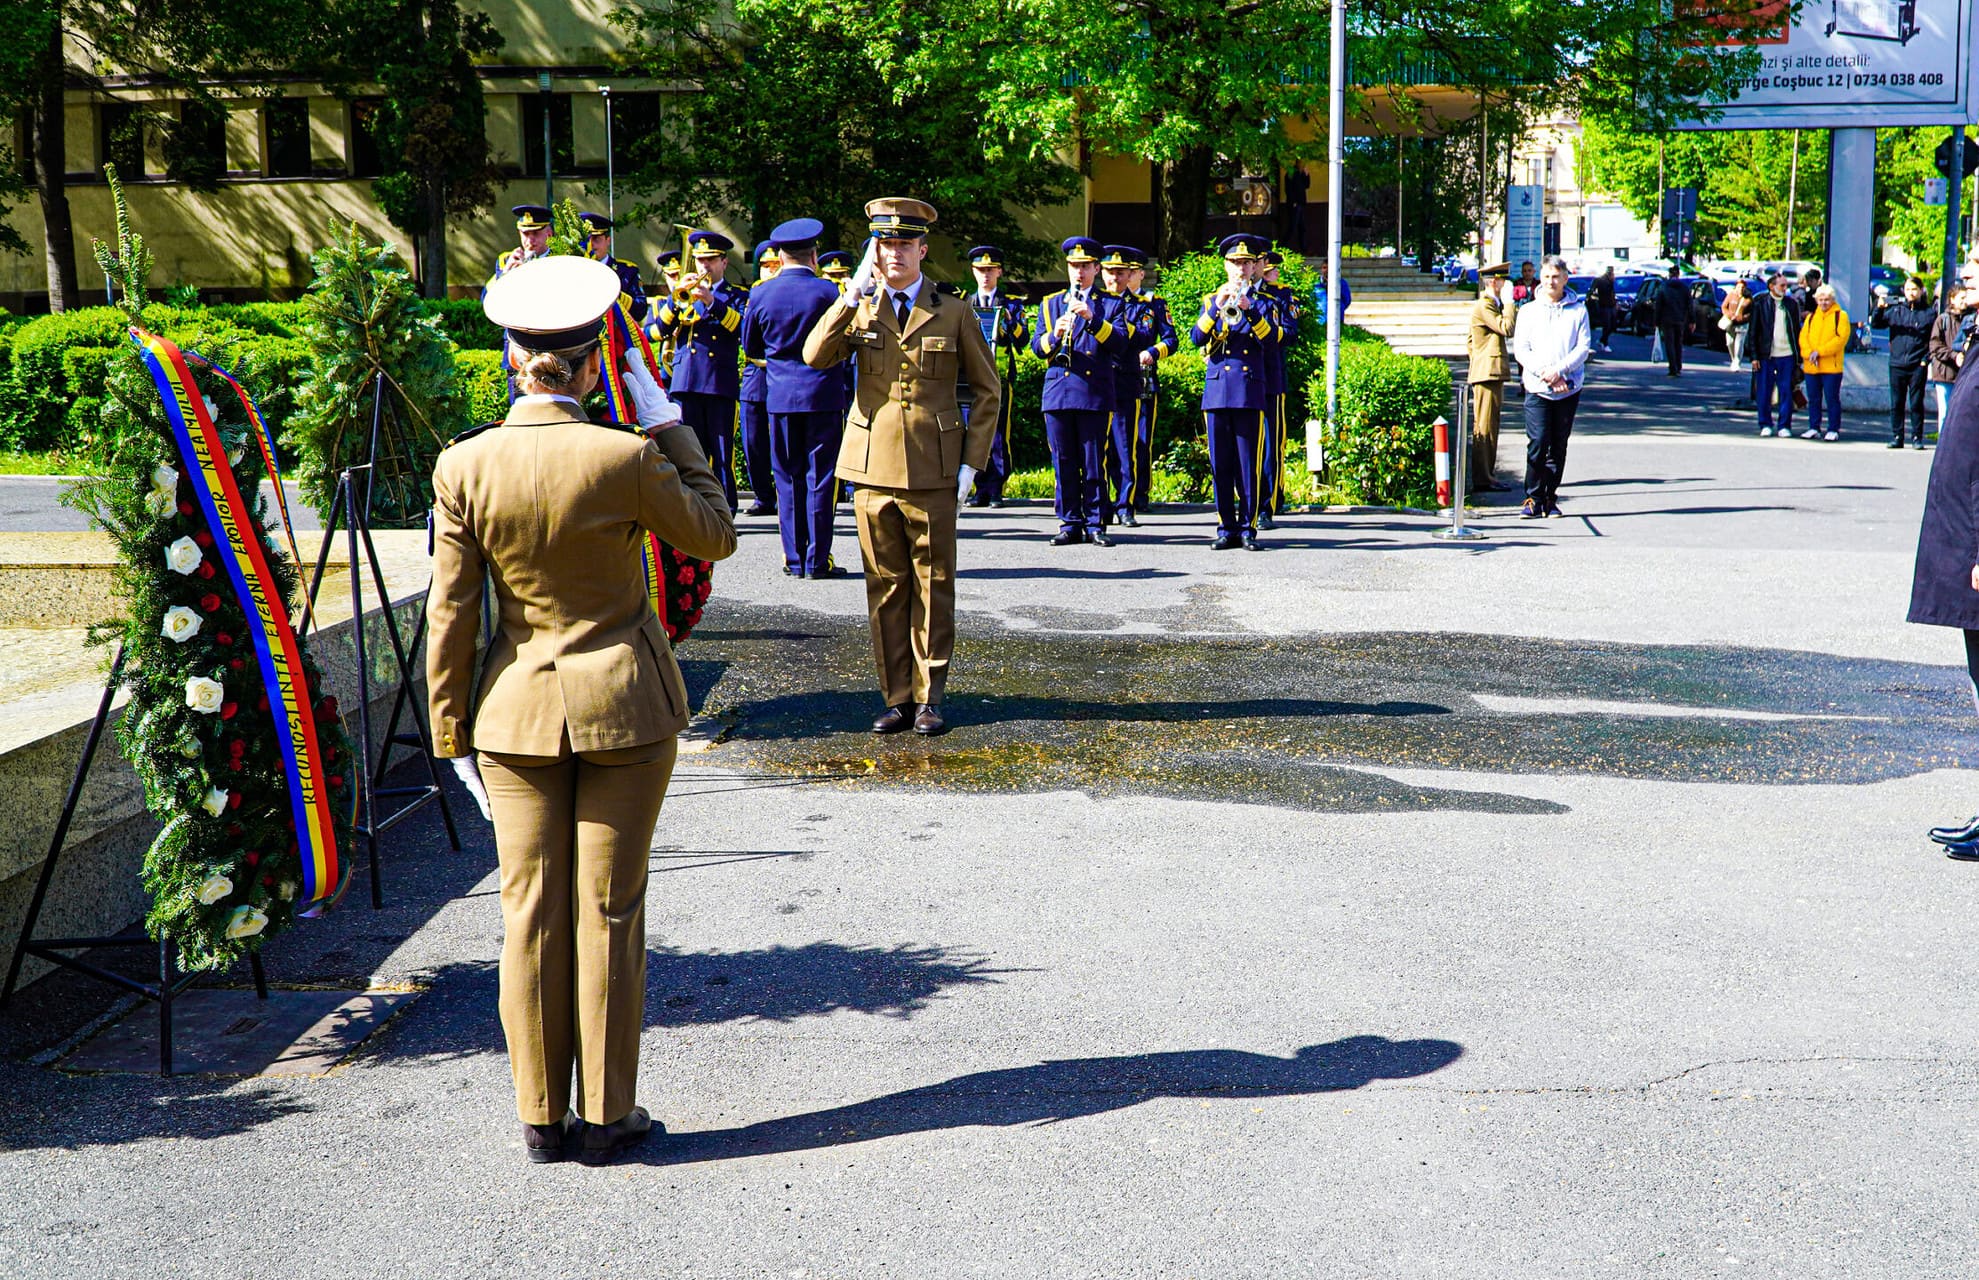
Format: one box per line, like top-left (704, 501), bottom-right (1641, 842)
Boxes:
top-left (643, 1034), bottom-right (1464, 1165)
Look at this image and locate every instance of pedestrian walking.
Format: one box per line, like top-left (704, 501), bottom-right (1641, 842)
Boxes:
top-left (1750, 272), bottom-right (1803, 437)
top-left (1656, 264), bottom-right (1691, 376)
top-left (1589, 266), bottom-right (1617, 353)
top-left (803, 198), bottom-right (1002, 738)
top-left (1720, 279), bottom-right (1753, 368)
top-left (1798, 284), bottom-right (1849, 441)
top-left (1872, 275), bottom-right (1938, 449)
top-left (1906, 267), bottom-right (1979, 858)
top-left (429, 255), bottom-right (737, 1165)
top-left (1510, 256), bottom-right (1591, 519)
top-left (1511, 261), bottom-right (1538, 304)
top-left (1929, 289), bottom-right (1972, 434)
top-left (1466, 263), bottom-right (1514, 491)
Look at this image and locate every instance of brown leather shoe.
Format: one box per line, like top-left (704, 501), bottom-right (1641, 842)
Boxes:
top-left (578, 1105), bottom-right (658, 1166)
top-left (872, 706), bottom-right (911, 734)
top-left (522, 1111), bottom-right (576, 1164)
top-left (913, 704), bottom-right (946, 736)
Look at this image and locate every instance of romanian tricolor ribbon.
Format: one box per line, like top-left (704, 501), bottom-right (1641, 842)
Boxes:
top-left (132, 328), bottom-right (343, 909)
top-left (598, 303), bottom-right (672, 623)
top-left (182, 351), bottom-right (303, 583)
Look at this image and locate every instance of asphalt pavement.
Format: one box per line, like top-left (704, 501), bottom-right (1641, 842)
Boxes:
top-left (1, 338), bottom-right (1973, 1277)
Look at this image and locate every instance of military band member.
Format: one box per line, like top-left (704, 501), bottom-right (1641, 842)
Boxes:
top-left (1032, 236), bottom-right (1130, 547)
top-left (740, 217), bottom-right (849, 577)
top-left (579, 212), bottom-right (650, 324)
top-left (803, 197), bottom-right (1000, 737)
top-left (962, 245), bottom-right (1030, 508)
top-left (1256, 249), bottom-right (1302, 526)
top-left (647, 230), bottom-right (746, 513)
top-left (1099, 245), bottom-right (1152, 527)
top-left (738, 242), bottom-right (781, 515)
top-left (1130, 255), bottom-right (1176, 514)
top-left (487, 205), bottom-right (553, 289)
top-left (429, 255), bottom-right (734, 1165)
top-left (816, 251), bottom-right (860, 419)
top-left (1189, 233), bottom-right (1278, 550)
top-left (644, 249), bottom-right (684, 385)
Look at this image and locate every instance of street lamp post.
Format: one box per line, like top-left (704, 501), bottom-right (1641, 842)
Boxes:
top-left (1324, 0), bottom-right (1345, 432)
top-left (601, 86), bottom-right (614, 256)
top-left (538, 71), bottom-right (554, 209)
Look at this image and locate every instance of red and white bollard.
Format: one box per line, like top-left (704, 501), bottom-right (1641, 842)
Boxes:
top-left (1432, 415), bottom-right (1452, 510)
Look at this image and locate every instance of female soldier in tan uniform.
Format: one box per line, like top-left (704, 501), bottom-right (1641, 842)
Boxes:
top-left (426, 256), bottom-right (736, 1165)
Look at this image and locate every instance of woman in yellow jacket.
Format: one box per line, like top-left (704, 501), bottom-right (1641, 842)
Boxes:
top-left (1798, 284), bottom-right (1850, 441)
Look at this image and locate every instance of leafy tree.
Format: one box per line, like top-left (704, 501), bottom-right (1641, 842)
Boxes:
top-left (319, 0), bottom-right (504, 298)
top-left (608, 0), bottom-right (1077, 272)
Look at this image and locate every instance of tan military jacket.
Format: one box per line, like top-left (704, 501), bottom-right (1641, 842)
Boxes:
top-left (1468, 294), bottom-right (1514, 384)
top-left (803, 283), bottom-right (1002, 489)
top-left (425, 397), bottom-right (736, 758)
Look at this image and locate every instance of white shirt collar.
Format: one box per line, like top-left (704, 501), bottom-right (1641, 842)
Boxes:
top-left (885, 275), bottom-right (925, 311)
top-left (516, 393), bottom-right (582, 409)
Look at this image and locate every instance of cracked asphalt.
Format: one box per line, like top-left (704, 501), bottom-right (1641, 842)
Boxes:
top-left (3, 348), bottom-right (1978, 1277)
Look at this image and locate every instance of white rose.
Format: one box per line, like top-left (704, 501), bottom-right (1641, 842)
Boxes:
top-left (196, 874), bottom-right (232, 904)
top-left (202, 395), bottom-right (219, 422)
top-left (224, 905), bottom-right (268, 939)
top-left (160, 605), bottom-right (202, 644)
top-left (144, 487), bottom-right (175, 517)
top-left (151, 463), bottom-right (179, 492)
top-left (226, 445), bottom-right (244, 467)
top-left (278, 879), bottom-right (298, 901)
top-left (200, 786), bottom-right (229, 817)
top-left (184, 675), bottom-right (225, 714)
top-left (178, 739), bottom-right (201, 759)
top-left (164, 536), bottom-right (203, 575)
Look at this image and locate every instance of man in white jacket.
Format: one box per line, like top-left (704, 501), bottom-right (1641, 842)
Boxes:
top-left (1510, 256), bottom-right (1592, 518)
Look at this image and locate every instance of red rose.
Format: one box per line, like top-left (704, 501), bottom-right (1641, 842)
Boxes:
top-left (261, 874), bottom-right (275, 888)
top-left (198, 593), bottom-right (221, 613)
top-left (215, 633), bottom-right (232, 646)
top-left (316, 696), bottom-right (338, 720)
top-left (228, 659), bottom-right (243, 673)
top-left (328, 774), bottom-right (343, 788)
top-left (227, 758), bottom-right (243, 772)
top-left (256, 695), bottom-right (269, 711)
top-left (227, 791), bottom-right (243, 810)
top-left (228, 739), bottom-right (245, 757)
top-left (675, 566), bottom-right (695, 585)
top-left (220, 701), bottom-right (238, 719)
top-left (177, 501), bottom-right (195, 516)
top-left (245, 851), bottom-right (259, 867)
top-left (192, 530), bottom-right (213, 548)
top-left (196, 562), bottom-right (215, 580)
top-left (226, 823), bottom-right (244, 837)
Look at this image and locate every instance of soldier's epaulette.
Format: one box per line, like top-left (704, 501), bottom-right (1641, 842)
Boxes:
top-left (446, 420), bottom-right (503, 448)
top-left (933, 281), bottom-right (964, 298)
top-left (1042, 289), bottom-right (1066, 302)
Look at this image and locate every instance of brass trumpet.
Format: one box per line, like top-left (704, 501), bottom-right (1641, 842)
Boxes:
top-left (671, 224), bottom-right (708, 315)
top-left (1218, 282), bottom-right (1250, 327)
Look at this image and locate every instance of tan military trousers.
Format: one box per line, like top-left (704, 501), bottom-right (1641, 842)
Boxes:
top-left (1469, 381), bottom-right (1503, 486)
top-left (477, 735), bottom-right (677, 1127)
top-left (854, 485), bottom-right (958, 708)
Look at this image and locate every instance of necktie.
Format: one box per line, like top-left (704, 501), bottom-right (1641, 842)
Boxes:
top-left (895, 292), bottom-right (911, 332)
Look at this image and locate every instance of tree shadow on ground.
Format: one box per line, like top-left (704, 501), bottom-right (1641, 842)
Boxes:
top-left (643, 1034), bottom-right (1464, 1166)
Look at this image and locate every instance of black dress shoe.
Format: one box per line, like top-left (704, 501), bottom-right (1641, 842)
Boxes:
top-left (989, 498), bottom-right (1008, 508)
top-left (965, 496), bottom-right (988, 508)
top-left (1947, 840), bottom-right (1979, 862)
top-left (1241, 530), bottom-right (1261, 550)
top-left (807, 565), bottom-right (847, 580)
top-left (1930, 816), bottom-right (1979, 845)
top-left (1211, 534), bottom-right (1240, 551)
top-left (1887, 439), bottom-right (1905, 449)
top-left (578, 1106), bottom-right (658, 1166)
top-left (745, 503), bottom-right (776, 517)
top-left (1050, 530), bottom-right (1083, 546)
top-left (912, 703), bottom-right (946, 735)
top-left (872, 706), bottom-right (911, 734)
top-left (1117, 510), bottom-right (1138, 527)
top-left (1257, 512), bottom-right (1276, 531)
top-left (523, 1112), bottom-right (576, 1164)
top-left (1090, 531), bottom-right (1115, 547)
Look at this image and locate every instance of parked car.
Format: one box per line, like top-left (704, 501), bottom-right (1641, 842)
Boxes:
top-left (1869, 264), bottom-right (1906, 293)
top-left (1632, 275), bottom-right (1730, 350)
top-left (1609, 272), bottom-right (1649, 329)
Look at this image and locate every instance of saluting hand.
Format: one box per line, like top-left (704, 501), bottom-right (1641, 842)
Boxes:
top-left (848, 237), bottom-right (879, 299)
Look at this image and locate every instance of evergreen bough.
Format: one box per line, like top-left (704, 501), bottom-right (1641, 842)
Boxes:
top-left (64, 168), bottom-right (359, 971)
top-left (288, 224), bottom-right (465, 527)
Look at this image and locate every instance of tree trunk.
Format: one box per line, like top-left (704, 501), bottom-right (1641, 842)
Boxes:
top-left (1155, 147), bottom-right (1214, 262)
top-left (32, 14), bottom-right (80, 311)
top-left (420, 179), bottom-right (448, 298)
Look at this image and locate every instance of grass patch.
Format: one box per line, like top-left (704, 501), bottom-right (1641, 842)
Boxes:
top-left (0, 450), bottom-right (89, 475)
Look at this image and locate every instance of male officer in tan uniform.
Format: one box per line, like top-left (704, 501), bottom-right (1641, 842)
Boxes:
top-left (802, 197), bottom-right (1000, 736)
top-left (1466, 263), bottom-right (1514, 490)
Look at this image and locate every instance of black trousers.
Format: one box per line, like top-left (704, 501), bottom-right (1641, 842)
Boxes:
top-left (1660, 324), bottom-right (1685, 374)
top-left (1524, 390), bottom-right (1580, 506)
top-left (1891, 363), bottom-right (1928, 443)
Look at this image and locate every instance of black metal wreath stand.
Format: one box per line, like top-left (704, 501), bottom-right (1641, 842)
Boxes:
top-left (0, 649), bottom-right (270, 1077)
top-left (297, 372), bottom-right (461, 910)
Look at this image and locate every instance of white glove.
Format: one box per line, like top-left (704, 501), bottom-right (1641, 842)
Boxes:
top-left (623, 349), bottom-right (682, 430)
top-left (451, 756), bottom-right (492, 822)
top-left (847, 237), bottom-right (878, 299)
top-left (956, 463), bottom-right (977, 502)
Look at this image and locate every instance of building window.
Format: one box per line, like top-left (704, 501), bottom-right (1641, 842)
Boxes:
top-left (611, 91), bottom-right (663, 167)
top-left (350, 98), bottom-right (386, 178)
top-left (265, 99), bottom-right (311, 179)
top-left (164, 99), bottom-right (227, 188)
top-left (100, 102), bottom-right (144, 178)
top-left (521, 93), bottom-right (575, 178)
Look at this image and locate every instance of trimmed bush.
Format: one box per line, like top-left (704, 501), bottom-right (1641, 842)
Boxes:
top-left (1310, 341), bottom-right (1453, 509)
top-left (427, 298), bottom-right (504, 351)
top-left (455, 349), bottom-right (511, 426)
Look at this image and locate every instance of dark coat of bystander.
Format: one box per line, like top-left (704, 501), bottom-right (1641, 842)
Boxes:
top-left (1908, 353), bottom-right (1979, 629)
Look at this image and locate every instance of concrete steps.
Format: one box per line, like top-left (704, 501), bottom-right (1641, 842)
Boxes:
top-left (1338, 297), bottom-right (1474, 358)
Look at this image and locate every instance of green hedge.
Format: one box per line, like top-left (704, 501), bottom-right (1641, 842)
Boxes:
top-left (427, 298), bottom-right (504, 351)
top-left (455, 349), bottom-right (511, 425)
top-left (1309, 340), bottom-right (1453, 508)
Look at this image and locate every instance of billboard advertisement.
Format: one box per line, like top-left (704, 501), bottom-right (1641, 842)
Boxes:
top-left (1683, 0), bottom-right (1978, 127)
top-left (1505, 185), bottom-right (1544, 268)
